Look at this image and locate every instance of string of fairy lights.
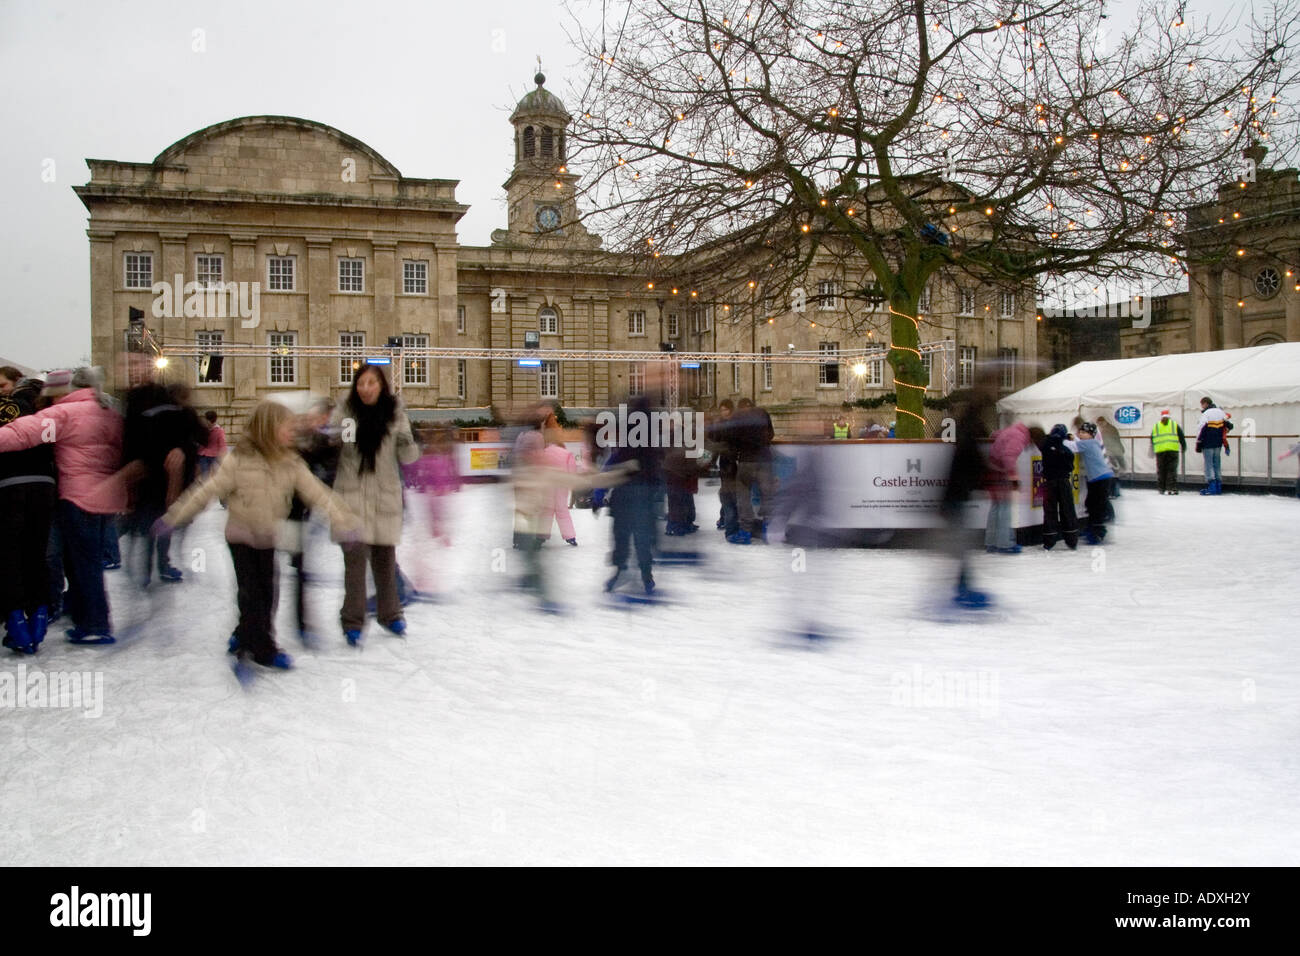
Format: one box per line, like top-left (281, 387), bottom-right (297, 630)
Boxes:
top-left (571, 2), bottom-right (1292, 423)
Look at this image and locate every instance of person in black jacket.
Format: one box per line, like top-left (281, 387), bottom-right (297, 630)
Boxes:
top-left (729, 397), bottom-right (776, 543)
top-left (1037, 424), bottom-right (1079, 550)
top-left (0, 377), bottom-right (56, 652)
top-left (603, 393), bottom-right (663, 595)
top-left (937, 373), bottom-right (995, 608)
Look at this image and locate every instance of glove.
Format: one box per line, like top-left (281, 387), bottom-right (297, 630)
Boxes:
top-left (150, 517), bottom-right (173, 538)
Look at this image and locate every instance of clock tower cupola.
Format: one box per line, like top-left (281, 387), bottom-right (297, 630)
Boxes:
top-left (494, 67), bottom-right (600, 247)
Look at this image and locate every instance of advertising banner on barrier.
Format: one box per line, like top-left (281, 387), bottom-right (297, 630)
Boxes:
top-left (1110, 402), bottom-right (1145, 431)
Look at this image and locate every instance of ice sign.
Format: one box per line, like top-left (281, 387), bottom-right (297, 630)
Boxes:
top-left (1114, 405), bottom-right (1142, 426)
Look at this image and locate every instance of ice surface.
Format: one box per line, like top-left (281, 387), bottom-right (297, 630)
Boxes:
top-left (2, 483), bottom-right (1297, 865)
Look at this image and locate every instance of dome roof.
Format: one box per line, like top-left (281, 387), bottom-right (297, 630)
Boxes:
top-left (510, 72), bottom-right (570, 122)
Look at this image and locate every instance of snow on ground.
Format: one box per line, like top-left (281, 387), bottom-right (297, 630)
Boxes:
top-left (2, 482), bottom-right (1298, 865)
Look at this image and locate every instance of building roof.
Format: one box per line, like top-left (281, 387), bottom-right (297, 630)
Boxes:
top-left (510, 72), bottom-right (570, 122)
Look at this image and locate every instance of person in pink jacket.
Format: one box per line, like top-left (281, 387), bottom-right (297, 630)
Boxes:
top-left (984, 421), bottom-right (1033, 554)
top-left (538, 432), bottom-right (579, 545)
top-left (0, 370), bottom-right (125, 644)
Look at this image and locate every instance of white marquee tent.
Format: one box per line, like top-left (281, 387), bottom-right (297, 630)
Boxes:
top-left (997, 343), bottom-right (1300, 482)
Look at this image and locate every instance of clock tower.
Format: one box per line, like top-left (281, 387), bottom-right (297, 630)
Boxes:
top-left (493, 69), bottom-right (600, 248)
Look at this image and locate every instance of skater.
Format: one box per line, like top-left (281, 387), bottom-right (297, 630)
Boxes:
top-left (284, 399), bottom-right (339, 644)
top-left (0, 368), bottom-right (124, 645)
top-left (984, 421), bottom-right (1033, 554)
top-left (1096, 415), bottom-right (1126, 498)
top-left (411, 425), bottom-right (461, 546)
top-left (1066, 422), bottom-right (1114, 544)
top-left (706, 400), bottom-right (739, 537)
top-left (539, 427), bottom-right (579, 545)
top-left (197, 410), bottom-right (227, 480)
top-left (936, 370), bottom-right (995, 608)
top-left (331, 363), bottom-right (419, 646)
top-left (1037, 424), bottom-right (1080, 550)
top-left (0, 375), bottom-right (56, 654)
top-left (603, 393), bottom-right (664, 595)
top-left (663, 421), bottom-right (709, 536)
top-left (1149, 410), bottom-right (1186, 495)
top-left (1279, 438), bottom-right (1300, 498)
top-left (1195, 397), bottom-right (1233, 496)
top-left (156, 400), bottom-right (358, 671)
top-left (729, 397), bottom-right (776, 543)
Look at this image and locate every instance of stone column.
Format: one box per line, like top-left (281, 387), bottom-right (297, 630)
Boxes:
top-left (159, 233), bottom-right (188, 352)
top-left (1287, 277), bottom-right (1300, 342)
top-left (435, 244), bottom-right (459, 406)
top-left (88, 230), bottom-right (117, 391)
top-left (1222, 270), bottom-right (1243, 350)
top-left (306, 237), bottom-right (333, 398)
top-left (1189, 265), bottom-right (1214, 352)
top-left (373, 240), bottom-right (397, 349)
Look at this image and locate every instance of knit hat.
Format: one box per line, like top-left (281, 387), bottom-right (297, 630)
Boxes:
top-left (1160, 409), bottom-right (1171, 416)
top-left (42, 369), bottom-right (73, 389)
top-left (1050, 424), bottom-right (1068, 439)
top-left (1079, 421), bottom-right (1097, 436)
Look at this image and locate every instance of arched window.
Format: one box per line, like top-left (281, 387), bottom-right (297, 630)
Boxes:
top-left (539, 306), bottom-right (559, 335)
top-left (558, 132), bottom-right (566, 162)
top-left (1249, 331), bottom-right (1283, 347)
top-left (541, 126), bottom-right (554, 157)
top-left (523, 126), bottom-right (535, 157)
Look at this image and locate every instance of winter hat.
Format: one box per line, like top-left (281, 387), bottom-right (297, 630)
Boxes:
top-left (1160, 409), bottom-right (1171, 417)
top-left (1050, 424), bottom-right (1068, 439)
top-left (42, 369), bottom-right (72, 389)
top-left (1079, 421), bottom-right (1097, 436)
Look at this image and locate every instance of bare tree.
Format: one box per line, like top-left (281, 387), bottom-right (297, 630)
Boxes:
top-left (566, 0), bottom-right (1299, 435)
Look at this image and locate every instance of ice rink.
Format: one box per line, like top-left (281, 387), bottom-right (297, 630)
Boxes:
top-left (2, 482), bottom-right (1297, 865)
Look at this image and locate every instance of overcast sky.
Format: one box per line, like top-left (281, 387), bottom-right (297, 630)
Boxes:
top-left (0, 0), bottom-right (1268, 370)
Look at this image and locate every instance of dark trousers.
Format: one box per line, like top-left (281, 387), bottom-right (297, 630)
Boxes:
top-left (124, 504), bottom-right (177, 583)
top-left (610, 483), bottom-right (656, 576)
top-left (735, 459), bottom-right (776, 534)
top-left (1041, 477), bottom-right (1079, 549)
top-left (341, 543), bottom-right (400, 630)
top-left (228, 543), bottom-right (279, 664)
top-left (1156, 451), bottom-right (1179, 492)
top-left (718, 475), bottom-right (739, 534)
top-left (666, 485), bottom-right (695, 527)
top-left (518, 532), bottom-right (549, 600)
top-left (102, 515), bottom-right (121, 565)
top-left (0, 482), bottom-right (55, 616)
top-left (1084, 479), bottom-right (1111, 538)
top-left (58, 498), bottom-right (112, 633)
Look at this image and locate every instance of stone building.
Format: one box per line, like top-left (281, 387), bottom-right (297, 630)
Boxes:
top-left (76, 73), bottom-right (1039, 432)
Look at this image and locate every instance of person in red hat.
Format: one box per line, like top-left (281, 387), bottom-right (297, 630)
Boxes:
top-left (1149, 409), bottom-right (1186, 494)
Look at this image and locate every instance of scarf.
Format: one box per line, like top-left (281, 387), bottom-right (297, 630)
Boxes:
top-left (349, 393), bottom-right (396, 473)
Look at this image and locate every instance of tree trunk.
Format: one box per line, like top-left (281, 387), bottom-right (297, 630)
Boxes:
top-left (887, 292), bottom-right (926, 439)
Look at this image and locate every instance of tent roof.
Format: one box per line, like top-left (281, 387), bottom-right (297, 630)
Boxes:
top-left (998, 343), bottom-right (1300, 420)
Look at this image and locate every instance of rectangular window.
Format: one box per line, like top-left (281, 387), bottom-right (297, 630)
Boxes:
top-left (918, 284), bottom-right (932, 313)
top-left (338, 257), bottom-right (365, 293)
top-left (998, 347), bottom-right (1017, 389)
top-left (196, 330), bottom-right (224, 384)
top-left (818, 342), bottom-right (840, 386)
top-left (402, 260), bottom-right (428, 295)
top-left (403, 333), bottom-right (430, 386)
top-left (999, 291), bottom-right (1015, 318)
top-left (761, 345), bottom-right (773, 390)
top-left (865, 358), bottom-right (884, 387)
top-left (196, 254), bottom-right (224, 289)
top-left (921, 351), bottom-right (933, 390)
top-left (959, 346), bottom-right (977, 388)
top-left (628, 310), bottom-right (645, 336)
top-left (959, 289), bottom-right (976, 316)
top-left (456, 359), bottom-right (466, 399)
top-left (268, 331), bottom-right (298, 385)
top-left (540, 360), bottom-right (559, 399)
top-left (700, 306), bottom-right (712, 332)
top-left (339, 332), bottom-right (365, 385)
top-left (457, 305), bottom-right (466, 334)
top-left (701, 362), bottom-right (714, 397)
top-left (818, 279), bottom-right (839, 311)
top-left (629, 362), bottom-right (645, 396)
top-left (764, 295), bottom-right (777, 316)
top-left (124, 252), bottom-right (153, 289)
top-left (732, 353), bottom-right (741, 393)
top-left (268, 256), bottom-right (295, 292)
top-left (667, 313), bottom-right (679, 337)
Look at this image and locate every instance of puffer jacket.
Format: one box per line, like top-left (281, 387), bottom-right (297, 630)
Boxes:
top-left (0, 388), bottom-right (123, 513)
top-left (330, 400), bottom-right (419, 545)
top-left (986, 422), bottom-right (1032, 502)
top-left (163, 449), bottom-right (357, 549)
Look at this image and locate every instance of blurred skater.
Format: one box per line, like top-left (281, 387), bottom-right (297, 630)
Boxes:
top-left (1066, 423), bottom-right (1114, 545)
top-left (1037, 425), bottom-right (1080, 550)
top-left (984, 421), bottom-right (1033, 554)
top-left (156, 400), bottom-right (357, 673)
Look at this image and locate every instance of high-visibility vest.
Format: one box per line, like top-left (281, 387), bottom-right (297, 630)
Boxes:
top-left (833, 423), bottom-right (850, 439)
top-left (1151, 418), bottom-right (1181, 453)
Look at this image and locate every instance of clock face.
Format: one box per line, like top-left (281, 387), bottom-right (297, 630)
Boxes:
top-left (537, 206), bottom-right (561, 231)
